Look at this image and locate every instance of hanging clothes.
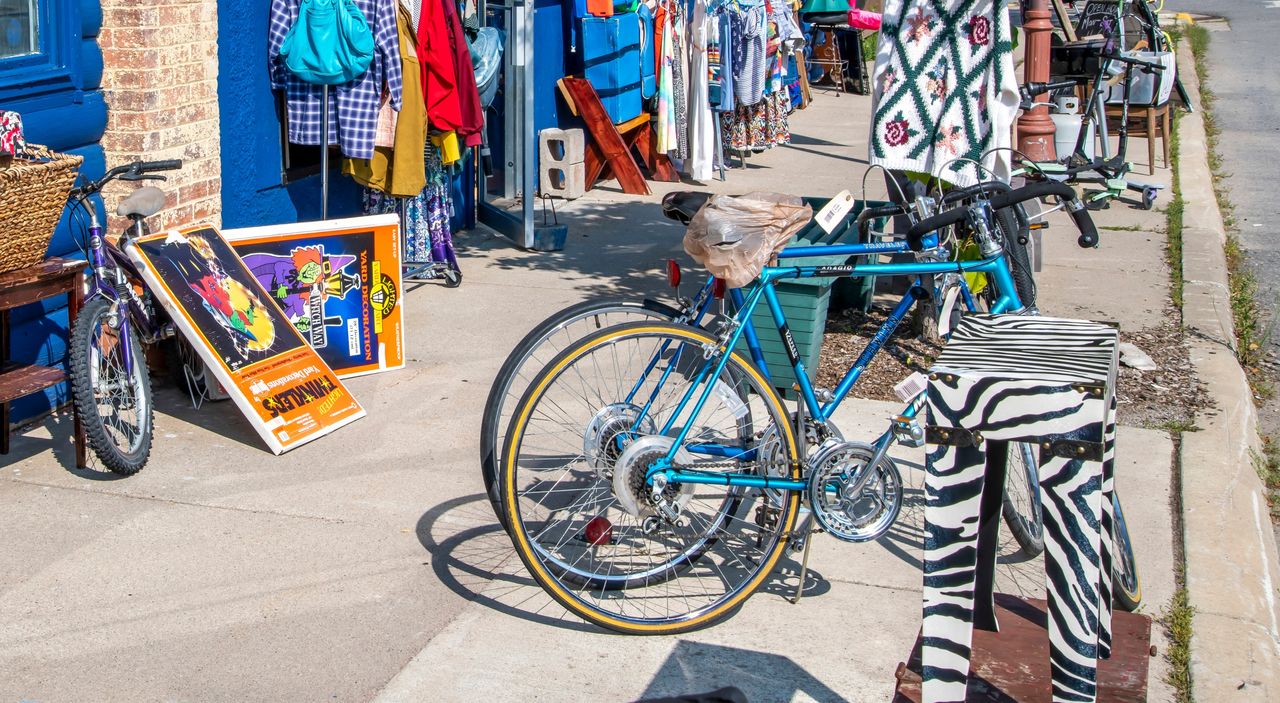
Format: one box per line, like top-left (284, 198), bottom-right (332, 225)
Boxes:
top-left (729, 4), bottom-right (768, 107)
top-left (341, 3), bottom-right (428, 197)
top-left (868, 0), bottom-right (1019, 187)
top-left (363, 143), bottom-right (457, 268)
top-left (720, 90), bottom-right (791, 154)
top-left (268, 0), bottom-right (404, 160)
top-left (439, 0), bottom-right (484, 148)
top-left (685, 0), bottom-right (714, 181)
top-left (670, 1), bottom-right (689, 160)
top-left (712, 5), bottom-right (735, 113)
top-left (655, 3), bottom-right (679, 154)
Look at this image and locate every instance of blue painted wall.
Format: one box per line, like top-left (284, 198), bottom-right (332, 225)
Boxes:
top-left (216, 1), bottom-right (362, 230)
top-left (2, 0), bottom-right (108, 423)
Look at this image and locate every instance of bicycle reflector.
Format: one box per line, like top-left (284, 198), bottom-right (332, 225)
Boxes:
top-left (712, 278), bottom-right (727, 300)
top-left (583, 516), bottom-right (613, 546)
top-left (665, 259), bottom-right (681, 289)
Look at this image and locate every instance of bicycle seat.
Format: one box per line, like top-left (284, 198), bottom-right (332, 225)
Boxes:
top-left (662, 191), bottom-right (715, 224)
top-left (116, 186), bottom-right (166, 219)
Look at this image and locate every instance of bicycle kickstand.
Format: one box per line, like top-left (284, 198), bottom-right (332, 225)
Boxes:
top-left (791, 530), bottom-right (815, 605)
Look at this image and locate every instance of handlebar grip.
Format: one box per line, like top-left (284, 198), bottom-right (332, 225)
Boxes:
top-left (1070, 205), bottom-right (1099, 248)
top-left (987, 181), bottom-right (1099, 249)
top-left (857, 204), bottom-right (905, 239)
top-left (141, 159), bottom-right (182, 171)
top-left (905, 207), bottom-right (968, 251)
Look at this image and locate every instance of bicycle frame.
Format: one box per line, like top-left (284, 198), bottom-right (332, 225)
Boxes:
top-left (78, 201), bottom-right (165, 379)
top-left (637, 234), bottom-right (1024, 491)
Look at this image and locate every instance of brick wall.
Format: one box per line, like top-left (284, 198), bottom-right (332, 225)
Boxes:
top-left (98, 0), bottom-right (221, 232)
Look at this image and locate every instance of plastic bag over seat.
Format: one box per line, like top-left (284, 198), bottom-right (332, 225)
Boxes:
top-left (682, 192), bottom-right (813, 289)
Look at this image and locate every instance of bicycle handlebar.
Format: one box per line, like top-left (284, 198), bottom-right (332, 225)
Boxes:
top-left (77, 159), bottom-right (185, 197)
top-left (905, 181), bottom-right (1099, 251)
top-left (1103, 52), bottom-right (1165, 71)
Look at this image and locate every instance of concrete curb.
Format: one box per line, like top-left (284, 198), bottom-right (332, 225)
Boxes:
top-left (1175, 37), bottom-right (1280, 699)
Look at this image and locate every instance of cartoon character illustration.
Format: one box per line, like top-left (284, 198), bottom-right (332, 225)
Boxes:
top-left (166, 231), bottom-right (277, 357)
top-left (188, 273), bottom-right (276, 354)
top-left (242, 246), bottom-right (360, 344)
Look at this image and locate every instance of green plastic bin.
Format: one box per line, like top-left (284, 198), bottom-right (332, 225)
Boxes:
top-left (734, 198), bottom-right (892, 397)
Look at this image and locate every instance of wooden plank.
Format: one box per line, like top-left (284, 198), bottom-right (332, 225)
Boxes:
top-left (0, 258), bottom-right (86, 311)
top-left (893, 595), bottom-right (1152, 702)
top-left (560, 77), bottom-right (650, 195)
top-left (0, 363), bottom-right (67, 404)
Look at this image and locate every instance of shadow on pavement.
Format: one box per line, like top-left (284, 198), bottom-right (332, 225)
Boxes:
top-left (637, 641), bottom-right (850, 703)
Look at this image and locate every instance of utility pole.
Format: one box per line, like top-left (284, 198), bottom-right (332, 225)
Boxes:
top-left (1016, 0), bottom-right (1057, 162)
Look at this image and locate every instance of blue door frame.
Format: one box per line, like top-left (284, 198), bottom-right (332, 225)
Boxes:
top-left (1, 0), bottom-right (107, 423)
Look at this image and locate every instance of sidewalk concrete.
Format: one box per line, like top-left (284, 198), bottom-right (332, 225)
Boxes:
top-left (1174, 42), bottom-right (1280, 701)
top-left (2, 88), bottom-right (1181, 701)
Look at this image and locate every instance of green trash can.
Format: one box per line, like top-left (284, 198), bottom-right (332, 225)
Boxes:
top-left (734, 198), bottom-right (892, 398)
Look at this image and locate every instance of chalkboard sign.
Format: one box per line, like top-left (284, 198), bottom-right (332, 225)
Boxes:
top-left (1075, 0), bottom-right (1123, 40)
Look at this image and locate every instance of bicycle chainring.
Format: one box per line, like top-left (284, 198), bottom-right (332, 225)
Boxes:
top-left (807, 441), bottom-right (903, 543)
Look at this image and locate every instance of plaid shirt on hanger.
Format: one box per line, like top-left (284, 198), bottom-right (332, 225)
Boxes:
top-left (269, 0), bottom-right (404, 161)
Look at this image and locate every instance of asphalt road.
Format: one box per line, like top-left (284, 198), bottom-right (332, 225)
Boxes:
top-left (1175, 3), bottom-right (1280, 339)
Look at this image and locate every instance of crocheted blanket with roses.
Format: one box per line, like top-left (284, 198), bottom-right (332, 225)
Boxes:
top-left (868, 0), bottom-right (1019, 188)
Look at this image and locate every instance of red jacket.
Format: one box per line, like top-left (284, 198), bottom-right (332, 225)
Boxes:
top-left (416, 0), bottom-right (483, 146)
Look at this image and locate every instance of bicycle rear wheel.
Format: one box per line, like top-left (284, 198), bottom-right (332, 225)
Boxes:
top-left (501, 322), bottom-right (800, 634)
top-left (482, 300), bottom-right (683, 527)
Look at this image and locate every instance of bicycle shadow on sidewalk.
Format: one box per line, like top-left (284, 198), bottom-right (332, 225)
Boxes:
top-left (413, 492), bottom-right (839, 631)
top-left (414, 492), bottom-right (600, 633)
top-left (636, 640), bottom-right (850, 703)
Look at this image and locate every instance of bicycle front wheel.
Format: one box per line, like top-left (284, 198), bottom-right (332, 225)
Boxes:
top-left (1001, 441), bottom-right (1045, 556)
top-left (1111, 490), bottom-right (1143, 611)
top-left (482, 300), bottom-right (683, 527)
top-left (501, 322), bottom-right (801, 634)
top-left (69, 297), bottom-right (154, 474)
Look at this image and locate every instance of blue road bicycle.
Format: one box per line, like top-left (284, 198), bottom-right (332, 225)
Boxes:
top-left (480, 191), bottom-right (1042, 553)
top-left (496, 181), bottom-right (1138, 633)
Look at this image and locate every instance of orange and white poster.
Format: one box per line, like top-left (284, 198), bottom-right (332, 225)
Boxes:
top-left (127, 225), bottom-right (365, 454)
top-left (223, 214), bottom-right (404, 378)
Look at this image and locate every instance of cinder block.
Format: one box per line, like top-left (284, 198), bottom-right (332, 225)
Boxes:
top-left (538, 128), bottom-right (585, 166)
top-left (540, 160), bottom-right (586, 200)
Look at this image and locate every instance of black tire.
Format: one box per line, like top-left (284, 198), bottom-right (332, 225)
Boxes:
top-left (500, 321), bottom-right (800, 634)
top-left (443, 267), bottom-right (462, 288)
top-left (960, 224), bottom-right (1043, 555)
top-left (1111, 490), bottom-right (1143, 611)
top-left (1001, 442), bottom-right (1045, 556)
top-left (69, 297), bottom-right (153, 475)
top-left (481, 299), bottom-right (684, 528)
top-left (994, 205), bottom-right (1037, 310)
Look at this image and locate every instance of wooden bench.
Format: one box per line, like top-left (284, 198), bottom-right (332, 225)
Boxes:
top-left (1, 257), bottom-right (87, 467)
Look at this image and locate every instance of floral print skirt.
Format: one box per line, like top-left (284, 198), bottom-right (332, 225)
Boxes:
top-left (720, 91), bottom-right (792, 155)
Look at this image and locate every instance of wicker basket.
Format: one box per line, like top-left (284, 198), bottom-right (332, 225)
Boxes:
top-left (0, 144), bottom-right (83, 274)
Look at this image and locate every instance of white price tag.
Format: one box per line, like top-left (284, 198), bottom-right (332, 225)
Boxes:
top-left (814, 190), bottom-right (855, 235)
top-left (893, 372), bottom-right (929, 403)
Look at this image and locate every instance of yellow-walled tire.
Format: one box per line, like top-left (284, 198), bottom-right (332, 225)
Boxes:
top-left (500, 322), bottom-right (801, 634)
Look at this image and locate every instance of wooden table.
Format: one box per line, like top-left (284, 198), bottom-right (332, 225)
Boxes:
top-left (0, 257), bottom-right (87, 467)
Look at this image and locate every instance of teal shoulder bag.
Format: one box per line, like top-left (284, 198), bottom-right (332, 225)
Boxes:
top-left (280, 0), bottom-right (376, 86)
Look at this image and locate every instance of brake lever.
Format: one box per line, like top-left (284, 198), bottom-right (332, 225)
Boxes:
top-left (120, 174), bottom-right (167, 182)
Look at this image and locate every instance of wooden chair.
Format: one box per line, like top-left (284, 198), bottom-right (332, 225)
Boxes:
top-left (556, 77), bottom-right (678, 196)
top-left (1106, 102), bottom-right (1170, 175)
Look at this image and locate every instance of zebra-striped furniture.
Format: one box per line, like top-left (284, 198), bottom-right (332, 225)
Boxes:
top-left (922, 315), bottom-right (1119, 703)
